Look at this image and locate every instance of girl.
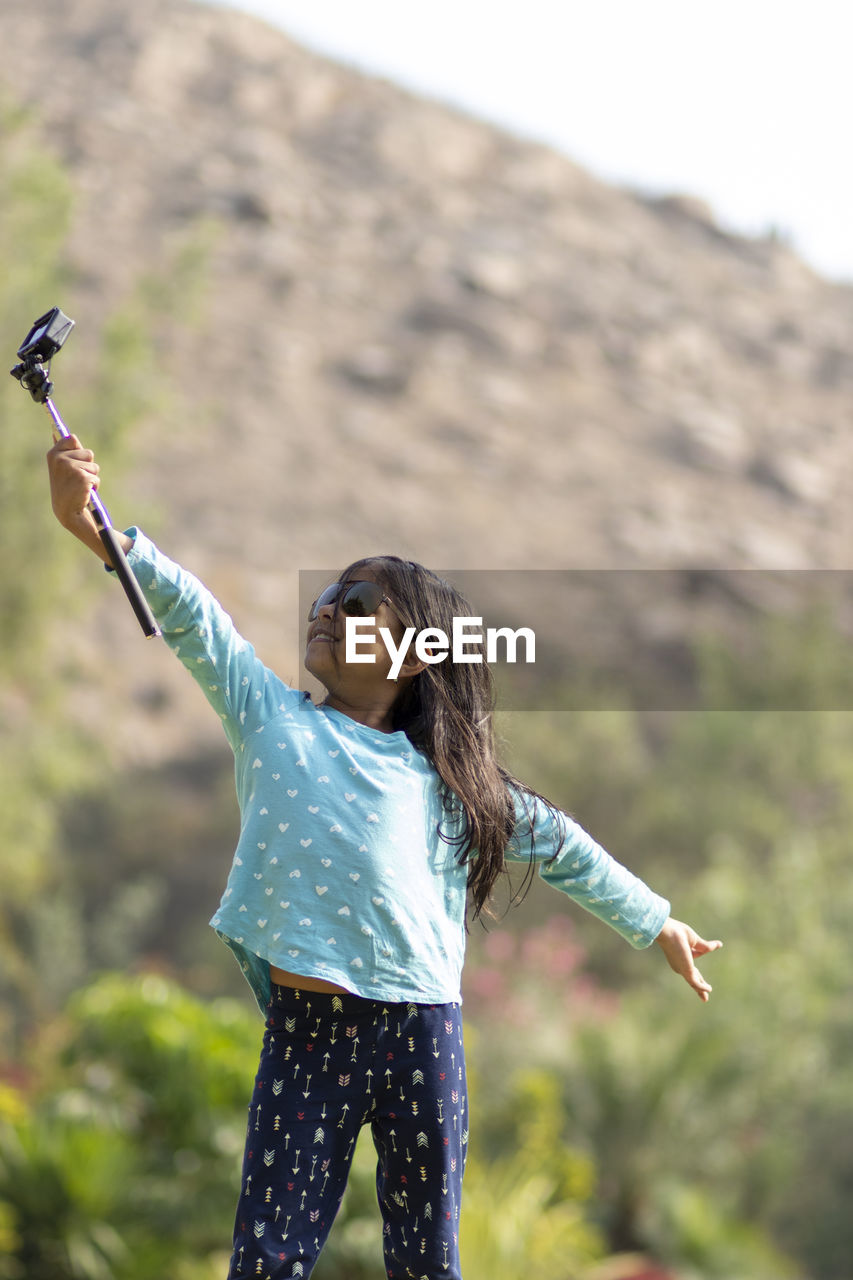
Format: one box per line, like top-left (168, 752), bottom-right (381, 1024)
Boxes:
top-left (47, 434), bottom-right (721, 1280)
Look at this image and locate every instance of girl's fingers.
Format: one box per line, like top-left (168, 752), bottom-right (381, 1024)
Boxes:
top-left (686, 962), bottom-right (706, 993)
top-left (50, 434), bottom-right (95, 462)
top-left (691, 937), bottom-right (723, 956)
top-left (686, 936), bottom-right (722, 999)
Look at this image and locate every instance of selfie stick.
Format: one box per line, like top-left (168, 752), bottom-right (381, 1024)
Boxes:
top-left (10, 307), bottom-right (160, 638)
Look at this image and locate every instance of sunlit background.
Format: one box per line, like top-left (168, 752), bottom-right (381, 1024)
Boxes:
top-left (1, 2), bottom-right (852, 1278)
top-left (211, 0), bottom-right (853, 282)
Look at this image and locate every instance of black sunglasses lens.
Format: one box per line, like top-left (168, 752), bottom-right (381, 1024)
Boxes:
top-left (309, 583), bottom-right (342, 620)
top-left (340, 582), bottom-right (384, 616)
top-left (309, 581), bottom-right (385, 620)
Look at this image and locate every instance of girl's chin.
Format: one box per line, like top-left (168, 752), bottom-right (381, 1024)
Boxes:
top-left (304, 648), bottom-right (334, 680)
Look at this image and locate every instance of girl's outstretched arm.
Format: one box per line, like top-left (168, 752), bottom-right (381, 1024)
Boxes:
top-left (655, 918), bottom-right (723, 1001)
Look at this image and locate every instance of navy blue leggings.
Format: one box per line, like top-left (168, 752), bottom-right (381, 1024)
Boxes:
top-left (228, 984), bottom-right (468, 1280)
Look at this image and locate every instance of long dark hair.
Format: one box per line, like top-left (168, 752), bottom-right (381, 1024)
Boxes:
top-left (328, 555), bottom-right (553, 920)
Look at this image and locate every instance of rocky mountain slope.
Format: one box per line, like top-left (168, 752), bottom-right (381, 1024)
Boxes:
top-left (4, 0), bottom-right (853, 756)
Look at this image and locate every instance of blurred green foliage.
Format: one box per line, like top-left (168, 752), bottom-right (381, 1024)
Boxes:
top-left (0, 103), bottom-right (81, 1016)
top-left (0, 975), bottom-right (253, 1280)
top-left (488, 698), bottom-right (853, 1278)
top-left (0, 102), bottom-right (212, 1040)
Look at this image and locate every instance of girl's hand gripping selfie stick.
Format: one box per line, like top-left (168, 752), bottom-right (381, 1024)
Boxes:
top-left (10, 307), bottom-right (161, 638)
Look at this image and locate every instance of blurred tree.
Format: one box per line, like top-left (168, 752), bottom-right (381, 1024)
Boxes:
top-left (0, 99), bottom-right (212, 1042)
top-left (675, 826), bottom-right (853, 1280)
top-left (0, 1107), bottom-right (133, 1280)
top-left (0, 974), bottom-right (255, 1279)
top-left (459, 1064), bottom-right (603, 1280)
top-left (480, 690), bottom-right (853, 1277)
top-left (0, 100), bottom-right (83, 1031)
top-left (499, 610), bottom-right (853, 885)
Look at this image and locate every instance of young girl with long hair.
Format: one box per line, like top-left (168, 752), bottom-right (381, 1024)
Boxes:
top-left (47, 434), bottom-right (721, 1280)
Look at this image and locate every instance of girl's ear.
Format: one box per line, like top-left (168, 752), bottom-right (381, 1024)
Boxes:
top-left (394, 646), bottom-right (429, 681)
top-left (394, 632), bottom-right (447, 681)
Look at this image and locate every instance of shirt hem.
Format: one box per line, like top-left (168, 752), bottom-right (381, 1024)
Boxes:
top-left (212, 925), bottom-right (464, 1012)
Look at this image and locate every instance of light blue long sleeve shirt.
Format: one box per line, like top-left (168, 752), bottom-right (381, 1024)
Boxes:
top-left (124, 531), bottom-right (670, 1011)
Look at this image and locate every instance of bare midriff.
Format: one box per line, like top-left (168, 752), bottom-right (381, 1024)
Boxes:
top-left (269, 964), bottom-right (351, 995)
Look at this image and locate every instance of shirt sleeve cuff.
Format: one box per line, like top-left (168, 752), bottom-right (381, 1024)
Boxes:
top-left (103, 526), bottom-right (140, 572)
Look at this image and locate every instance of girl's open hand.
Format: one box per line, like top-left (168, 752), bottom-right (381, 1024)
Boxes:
top-left (655, 917), bottom-right (723, 1001)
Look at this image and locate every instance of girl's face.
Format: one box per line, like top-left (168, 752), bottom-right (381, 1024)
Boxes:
top-left (304, 566), bottom-right (407, 699)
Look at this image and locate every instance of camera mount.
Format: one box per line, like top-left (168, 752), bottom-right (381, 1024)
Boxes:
top-left (10, 307), bottom-right (160, 639)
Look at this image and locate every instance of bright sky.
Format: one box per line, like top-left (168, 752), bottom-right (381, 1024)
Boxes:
top-left (210, 0), bottom-right (853, 283)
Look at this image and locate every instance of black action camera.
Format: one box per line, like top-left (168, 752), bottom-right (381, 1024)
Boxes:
top-left (16, 307), bottom-right (75, 362)
top-left (10, 307), bottom-right (75, 403)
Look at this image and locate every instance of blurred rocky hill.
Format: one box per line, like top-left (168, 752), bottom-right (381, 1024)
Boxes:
top-left (3, 0), bottom-right (853, 759)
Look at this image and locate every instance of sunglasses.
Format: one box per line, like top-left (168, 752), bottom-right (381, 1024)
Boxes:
top-left (308, 580), bottom-right (396, 621)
